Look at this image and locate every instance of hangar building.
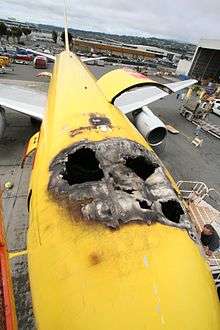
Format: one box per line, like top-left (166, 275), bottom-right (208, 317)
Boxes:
top-left (189, 39), bottom-right (220, 82)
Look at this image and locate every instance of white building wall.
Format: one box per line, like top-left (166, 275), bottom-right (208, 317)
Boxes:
top-left (198, 39), bottom-right (220, 50)
top-left (31, 31), bottom-right (53, 42)
top-left (176, 59), bottom-right (192, 76)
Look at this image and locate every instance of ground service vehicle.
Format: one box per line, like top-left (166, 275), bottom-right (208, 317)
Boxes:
top-left (212, 99), bottom-right (220, 116)
top-left (34, 55), bottom-right (48, 69)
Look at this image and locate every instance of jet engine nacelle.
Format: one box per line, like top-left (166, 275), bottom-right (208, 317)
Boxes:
top-left (0, 107), bottom-right (6, 139)
top-left (134, 106), bottom-right (167, 148)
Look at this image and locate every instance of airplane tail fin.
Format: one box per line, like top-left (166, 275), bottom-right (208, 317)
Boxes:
top-left (64, 0), bottom-right (70, 52)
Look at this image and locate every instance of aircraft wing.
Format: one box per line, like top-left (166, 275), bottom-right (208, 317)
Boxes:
top-left (26, 48), bottom-right (106, 63)
top-left (97, 68), bottom-right (197, 114)
top-left (114, 86), bottom-right (169, 114)
top-left (0, 81), bottom-right (47, 120)
top-left (26, 49), bottom-right (55, 61)
top-left (81, 56), bottom-right (107, 63)
top-left (0, 69), bottom-right (196, 121)
top-left (165, 80), bottom-right (198, 92)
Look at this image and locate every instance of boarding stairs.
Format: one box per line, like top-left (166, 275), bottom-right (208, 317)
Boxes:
top-left (177, 180), bottom-right (220, 294)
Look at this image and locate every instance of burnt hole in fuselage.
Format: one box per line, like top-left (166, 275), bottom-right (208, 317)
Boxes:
top-left (123, 188), bottom-right (134, 194)
top-left (160, 200), bottom-right (184, 223)
top-left (125, 156), bottom-right (157, 180)
top-left (115, 186), bottom-right (134, 194)
top-left (48, 138), bottom-right (192, 235)
top-left (138, 200), bottom-right (150, 209)
top-left (63, 148), bottom-right (104, 185)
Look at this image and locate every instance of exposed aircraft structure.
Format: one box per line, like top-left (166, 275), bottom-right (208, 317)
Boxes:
top-left (48, 137), bottom-right (193, 230)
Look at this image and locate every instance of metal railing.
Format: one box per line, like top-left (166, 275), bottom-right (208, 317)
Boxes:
top-left (210, 263), bottom-right (220, 292)
top-left (177, 180), bottom-right (211, 203)
top-left (177, 180), bottom-right (220, 291)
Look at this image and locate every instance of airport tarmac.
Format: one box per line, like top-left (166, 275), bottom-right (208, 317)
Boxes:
top-left (0, 62), bottom-right (220, 328)
top-left (4, 62), bottom-right (116, 81)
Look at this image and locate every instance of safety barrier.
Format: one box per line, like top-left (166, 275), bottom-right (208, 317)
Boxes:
top-left (177, 180), bottom-right (211, 203)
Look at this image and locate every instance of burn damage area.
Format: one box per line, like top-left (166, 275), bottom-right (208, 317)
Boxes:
top-left (48, 138), bottom-right (195, 236)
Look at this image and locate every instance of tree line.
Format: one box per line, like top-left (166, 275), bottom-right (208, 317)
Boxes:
top-left (0, 22), bottom-right (31, 43)
top-left (37, 30), bottom-right (73, 47)
top-left (0, 22), bottom-right (73, 47)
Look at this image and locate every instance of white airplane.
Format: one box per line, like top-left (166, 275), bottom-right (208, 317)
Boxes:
top-left (0, 59), bottom-right (196, 152)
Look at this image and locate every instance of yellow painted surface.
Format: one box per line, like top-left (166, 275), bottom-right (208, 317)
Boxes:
top-left (9, 250), bottom-right (27, 259)
top-left (25, 132), bottom-right (39, 156)
top-left (97, 68), bottom-right (164, 102)
top-left (0, 56), bottom-right (10, 66)
top-left (186, 87), bottom-right (193, 99)
top-left (28, 51), bottom-right (220, 329)
top-left (22, 131), bottom-right (39, 168)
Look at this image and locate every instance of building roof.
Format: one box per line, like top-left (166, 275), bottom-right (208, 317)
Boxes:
top-left (74, 39), bottom-right (157, 58)
top-left (198, 39), bottom-right (220, 51)
top-left (131, 44), bottom-right (181, 56)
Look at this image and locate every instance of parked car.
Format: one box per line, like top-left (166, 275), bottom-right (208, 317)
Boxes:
top-left (0, 47), bottom-right (6, 56)
top-left (34, 55), bottom-right (48, 69)
top-left (212, 99), bottom-right (220, 116)
top-left (4, 50), bottom-right (17, 60)
top-left (15, 54), bottom-right (33, 64)
top-left (14, 49), bottom-right (33, 64)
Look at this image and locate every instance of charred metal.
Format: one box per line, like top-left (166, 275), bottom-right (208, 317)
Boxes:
top-left (70, 126), bottom-right (92, 138)
top-left (48, 138), bottom-right (195, 237)
top-left (69, 115), bottom-right (112, 138)
top-left (89, 114), bottom-right (112, 128)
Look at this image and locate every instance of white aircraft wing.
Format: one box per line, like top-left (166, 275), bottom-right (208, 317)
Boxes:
top-left (114, 86), bottom-right (169, 114)
top-left (26, 48), bottom-right (106, 63)
top-left (81, 56), bottom-right (107, 63)
top-left (0, 82), bottom-right (47, 120)
top-left (98, 69), bottom-right (197, 115)
top-left (165, 79), bottom-right (197, 92)
top-left (113, 79), bottom-right (197, 114)
top-left (26, 49), bottom-right (55, 61)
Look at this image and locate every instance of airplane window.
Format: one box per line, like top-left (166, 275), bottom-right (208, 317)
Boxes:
top-left (138, 200), bottom-right (150, 209)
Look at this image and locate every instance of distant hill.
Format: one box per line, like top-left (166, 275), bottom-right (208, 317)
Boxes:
top-left (38, 23), bottom-right (196, 55)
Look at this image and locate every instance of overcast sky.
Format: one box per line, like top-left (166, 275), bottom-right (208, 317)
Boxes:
top-left (1, 0), bottom-right (220, 43)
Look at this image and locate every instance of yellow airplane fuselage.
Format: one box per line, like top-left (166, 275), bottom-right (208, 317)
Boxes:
top-left (28, 52), bottom-right (220, 329)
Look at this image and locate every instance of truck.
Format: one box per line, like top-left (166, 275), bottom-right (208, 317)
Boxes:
top-left (34, 55), bottom-right (48, 69)
top-left (180, 94), bottom-right (212, 121)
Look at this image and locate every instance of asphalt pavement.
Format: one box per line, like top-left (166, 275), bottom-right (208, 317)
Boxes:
top-left (2, 62), bottom-right (115, 81)
top-left (151, 96), bottom-right (220, 193)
